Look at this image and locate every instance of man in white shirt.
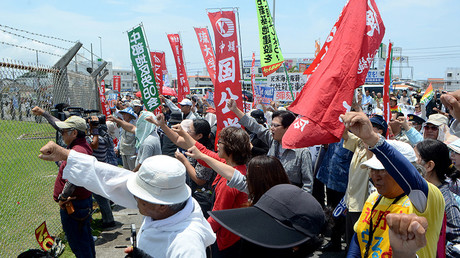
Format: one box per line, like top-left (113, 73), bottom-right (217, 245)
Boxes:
top-left (38, 142), bottom-right (216, 258)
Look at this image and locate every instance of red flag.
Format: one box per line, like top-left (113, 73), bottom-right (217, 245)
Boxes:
top-left (98, 80), bottom-right (111, 117)
top-left (383, 42), bottom-right (392, 133)
top-left (167, 34), bottom-right (189, 101)
top-left (150, 51), bottom-right (166, 94)
top-left (113, 75), bottom-right (121, 93)
top-left (194, 27), bottom-right (217, 85)
top-left (208, 10), bottom-right (243, 136)
top-left (283, 0), bottom-right (385, 148)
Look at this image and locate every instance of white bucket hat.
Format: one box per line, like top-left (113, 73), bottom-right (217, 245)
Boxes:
top-left (361, 140), bottom-right (416, 170)
top-left (126, 155), bottom-right (191, 205)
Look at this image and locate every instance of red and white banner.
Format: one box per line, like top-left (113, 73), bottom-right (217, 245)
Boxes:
top-left (383, 42), bottom-right (392, 136)
top-left (283, 0), bottom-right (385, 148)
top-left (113, 75), bottom-right (121, 93)
top-left (167, 34), bottom-right (189, 101)
top-left (194, 27), bottom-right (217, 85)
top-left (208, 10), bottom-right (243, 134)
top-left (251, 52), bottom-right (257, 103)
top-left (150, 51), bottom-right (167, 95)
top-left (98, 80), bottom-right (111, 117)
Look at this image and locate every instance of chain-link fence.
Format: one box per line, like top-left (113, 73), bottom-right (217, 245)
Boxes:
top-left (0, 51), bottom-right (100, 256)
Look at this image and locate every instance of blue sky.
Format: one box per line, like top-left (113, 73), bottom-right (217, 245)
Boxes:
top-left (1, 0), bottom-right (459, 80)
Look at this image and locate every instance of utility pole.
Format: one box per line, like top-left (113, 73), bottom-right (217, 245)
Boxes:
top-left (98, 36), bottom-right (103, 59)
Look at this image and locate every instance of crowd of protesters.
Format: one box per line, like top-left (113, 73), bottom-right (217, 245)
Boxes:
top-left (33, 86), bottom-right (460, 258)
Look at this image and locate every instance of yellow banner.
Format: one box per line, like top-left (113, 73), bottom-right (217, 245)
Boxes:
top-left (256, 0), bottom-right (284, 76)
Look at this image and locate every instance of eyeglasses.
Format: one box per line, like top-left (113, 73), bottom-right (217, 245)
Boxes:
top-left (270, 123), bottom-right (283, 128)
top-left (424, 125), bottom-right (439, 131)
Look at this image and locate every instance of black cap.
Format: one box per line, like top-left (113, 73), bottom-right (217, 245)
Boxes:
top-left (407, 114), bottom-right (425, 125)
top-left (370, 115), bottom-right (388, 136)
top-left (250, 110), bottom-right (266, 124)
top-left (169, 111), bottom-right (183, 124)
top-left (208, 184), bottom-right (325, 249)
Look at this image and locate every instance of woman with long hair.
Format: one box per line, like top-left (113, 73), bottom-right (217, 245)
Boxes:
top-left (415, 139), bottom-right (460, 257)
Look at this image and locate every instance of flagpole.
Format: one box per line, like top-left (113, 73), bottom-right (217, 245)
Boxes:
top-left (235, 7), bottom-right (246, 108)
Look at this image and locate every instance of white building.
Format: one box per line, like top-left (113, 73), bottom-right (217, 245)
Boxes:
top-left (445, 68), bottom-right (460, 91)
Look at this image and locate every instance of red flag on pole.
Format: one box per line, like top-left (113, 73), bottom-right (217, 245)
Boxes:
top-left (208, 10), bottom-right (243, 136)
top-left (112, 75), bottom-right (121, 93)
top-left (194, 27), bottom-right (217, 85)
top-left (150, 51), bottom-right (166, 95)
top-left (383, 42), bottom-right (392, 134)
top-left (283, 0), bottom-right (385, 148)
top-left (167, 34), bottom-right (189, 101)
top-left (98, 80), bottom-right (111, 117)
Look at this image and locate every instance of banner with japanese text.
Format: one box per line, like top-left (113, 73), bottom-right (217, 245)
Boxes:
top-left (267, 73), bottom-right (306, 102)
top-left (251, 52), bottom-right (257, 103)
top-left (283, 0), bottom-right (385, 148)
top-left (194, 27), bottom-right (217, 85)
top-left (167, 34), bottom-right (189, 101)
top-left (256, 0), bottom-right (284, 76)
top-left (150, 51), bottom-right (166, 95)
top-left (208, 10), bottom-right (243, 134)
top-left (98, 80), bottom-right (111, 117)
top-left (113, 75), bottom-right (121, 93)
top-left (128, 25), bottom-right (160, 111)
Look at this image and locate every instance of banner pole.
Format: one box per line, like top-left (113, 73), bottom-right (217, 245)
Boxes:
top-left (235, 7), bottom-right (246, 107)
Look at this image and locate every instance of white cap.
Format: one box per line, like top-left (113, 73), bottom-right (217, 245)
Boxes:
top-left (361, 140), bottom-right (416, 170)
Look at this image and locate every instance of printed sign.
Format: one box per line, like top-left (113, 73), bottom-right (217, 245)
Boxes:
top-left (266, 73), bottom-right (307, 102)
top-left (128, 25), bottom-right (160, 111)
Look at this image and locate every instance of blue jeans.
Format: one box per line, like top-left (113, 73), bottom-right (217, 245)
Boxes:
top-left (60, 197), bottom-right (95, 258)
top-left (93, 194), bottom-right (114, 224)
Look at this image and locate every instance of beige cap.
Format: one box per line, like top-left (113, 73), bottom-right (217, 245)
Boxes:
top-left (55, 116), bottom-right (87, 132)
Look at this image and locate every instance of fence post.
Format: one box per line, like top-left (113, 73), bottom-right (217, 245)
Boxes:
top-left (52, 42), bottom-right (83, 106)
top-left (90, 61), bottom-right (107, 111)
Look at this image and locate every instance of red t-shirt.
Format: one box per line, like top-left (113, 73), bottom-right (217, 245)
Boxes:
top-left (195, 142), bottom-right (248, 250)
top-left (53, 137), bottom-right (93, 202)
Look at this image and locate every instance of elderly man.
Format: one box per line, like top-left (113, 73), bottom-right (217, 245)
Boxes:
top-left (31, 109), bottom-right (95, 257)
top-left (342, 112), bottom-right (444, 258)
top-left (38, 142), bottom-right (216, 258)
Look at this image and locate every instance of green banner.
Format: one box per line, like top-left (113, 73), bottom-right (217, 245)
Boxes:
top-left (128, 25), bottom-right (160, 111)
top-left (256, 0), bottom-right (284, 76)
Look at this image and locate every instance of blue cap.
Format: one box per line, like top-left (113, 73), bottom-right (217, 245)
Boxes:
top-left (119, 107), bottom-right (138, 120)
top-left (370, 115), bottom-right (387, 136)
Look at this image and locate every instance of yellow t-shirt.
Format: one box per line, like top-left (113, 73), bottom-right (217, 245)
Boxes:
top-left (355, 183), bottom-right (444, 258)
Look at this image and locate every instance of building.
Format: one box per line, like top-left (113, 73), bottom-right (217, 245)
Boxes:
top-left (445, 68), bottom-right (460, 91)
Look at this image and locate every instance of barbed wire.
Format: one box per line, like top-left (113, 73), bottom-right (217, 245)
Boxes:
top-left (0, 28), bottom-right (69, 51)
top-left (0, 24), bottom-right (77, 44)
top-left (80, 45), bottom-right (102, 60)
top-left (0, 41), bottom-right (62, 57)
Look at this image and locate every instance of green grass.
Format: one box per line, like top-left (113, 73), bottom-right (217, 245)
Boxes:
top-left (0, 120), bottom-right (63, 257)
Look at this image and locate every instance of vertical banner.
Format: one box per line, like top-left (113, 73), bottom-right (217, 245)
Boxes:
top-left (194, 27), bottom-right (217, 85)
top-left (128, 25), bottom-right (160, 111)
top-left (283, 0), bottom-right (385, 148)
top-left (113, 75), bottom-right (121, 93)
top-left (150, 51), bottom-right (165, 95)
top-left (208, 10), bottom-right (243, 134)
top-left (251, 52), bottom-right (257, 104)
top-left (99, 80), bottom-right (111, 117)
top-left (256, 0), bottom-right (284, 76)
top-left (383, 42), bottom-right (392, 130)
top-left (167, 34), bottom-right (189, 101)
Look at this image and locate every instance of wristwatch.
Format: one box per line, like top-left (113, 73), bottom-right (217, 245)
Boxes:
top-left (368, 135), bottom-right (385, 150)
